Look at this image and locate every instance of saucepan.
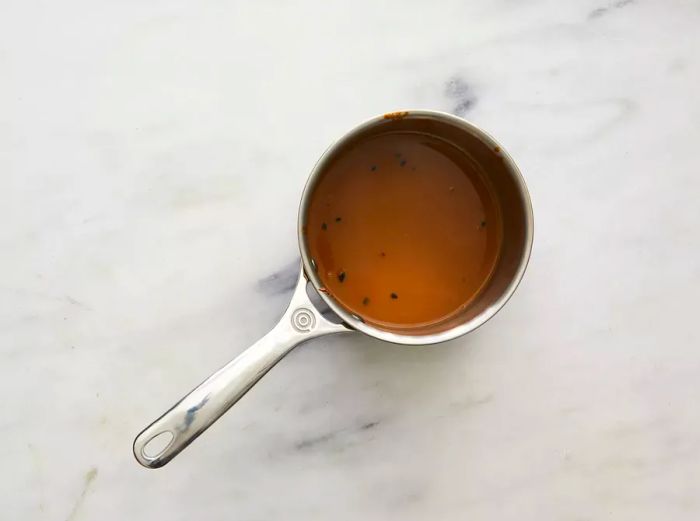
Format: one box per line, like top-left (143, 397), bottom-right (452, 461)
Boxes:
top-left (133, 110), bottom-right (533, 468)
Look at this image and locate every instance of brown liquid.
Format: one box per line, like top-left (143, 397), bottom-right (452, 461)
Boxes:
top-left (305, 132), bottom-right (502, 329)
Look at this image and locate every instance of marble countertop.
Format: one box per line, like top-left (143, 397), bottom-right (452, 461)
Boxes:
top-left (2, 1), bottom-right (699, 519)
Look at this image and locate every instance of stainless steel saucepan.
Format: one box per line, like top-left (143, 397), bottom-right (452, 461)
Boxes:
top-left (133, 110), bottom-right (533, 468)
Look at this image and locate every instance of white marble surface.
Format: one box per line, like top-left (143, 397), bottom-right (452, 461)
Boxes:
top-left (2, 0), bottom-right (700, 519)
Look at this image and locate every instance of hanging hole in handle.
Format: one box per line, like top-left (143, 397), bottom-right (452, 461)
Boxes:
top-left (141, 431), bottom-right (174, 459)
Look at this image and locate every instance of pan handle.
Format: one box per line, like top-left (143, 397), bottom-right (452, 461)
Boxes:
top-left (133, 267), bottom-right (349, 468)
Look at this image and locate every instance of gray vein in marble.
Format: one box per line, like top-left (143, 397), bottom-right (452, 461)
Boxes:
top-left (257, 259), bottom-right (299, 296)
top-left (449, 393), bottom-right (494, 411)
top-left (444, 76), bottom-right (477, 117)
top-left (295, 431), bottom-right (336, 451)
top-left (295, 420), bottom-right (381, 451)
top-left (0, 284), bottom-right (89, 307)
top-left (588, 0), bottom-right (635, 20)
top-left (257, 259), bottom-right (339, 320)
top-left (64, 295), bottom-right (91, 310)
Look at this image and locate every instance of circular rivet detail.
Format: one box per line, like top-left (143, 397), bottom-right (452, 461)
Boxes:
top-left (291, 308), bottom-right (316, 332)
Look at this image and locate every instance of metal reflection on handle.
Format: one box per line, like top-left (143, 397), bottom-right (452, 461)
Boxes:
top-left (133, 268), bottom-right (348, 468)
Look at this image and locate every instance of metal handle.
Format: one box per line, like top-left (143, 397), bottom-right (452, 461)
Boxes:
top-left (133, 267), bottom-right (348, 468)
